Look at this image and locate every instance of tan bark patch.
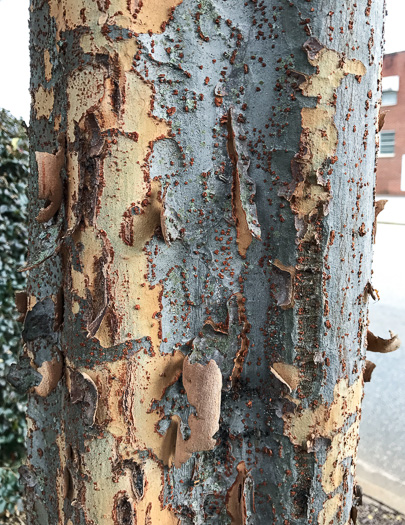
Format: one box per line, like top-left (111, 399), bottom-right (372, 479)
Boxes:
top-left (50, 0), bottom-right (183, 43)
top-left (44, 49), bottom-right (52, 82)
top-left (283, 377), bottom-right (363, 496)
top-left (81, 434), bottom-right (179, 525)
top-left (82, 351), bottom-right (184, 465)
top-left (318, 493), bottom-right (343, 525)
top-left (66, 67), bottom-right (106, 143)
top-left (33, 85), bottom-right (54, 119)
top-left (284, 38), bottom-right (366, 242)
top-left (67, 64), bottom-right (169, 347)
top-left (174, 358), bottom-right (222, 467)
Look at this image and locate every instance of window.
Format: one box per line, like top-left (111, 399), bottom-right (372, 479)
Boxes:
top-left (379, 131), bottom-right (395, 157)
top-left (381, 75), bottom-right (399, 106)
top-left (382, 90), bottom-right (397, 106)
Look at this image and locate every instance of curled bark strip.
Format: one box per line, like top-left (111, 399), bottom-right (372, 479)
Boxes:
top-left (363, 360), bottom-right (376, 383)
top-left (270, 362), bottom-right (300, 392)
top-left (363, 281), bottom-right (379, 303)
top-left (15, 290), bottom-right (28, 322)
top-left (354, 484), bottom-right (363, 507)
top-left (271, 259), bottom-right (296, 309)
top-left (68, 369), bottom-right (99, 426)
top-left (225, 461), bottom-right (251, 525)
top-left (63, 466), bottom-right (74, 501)
top-left (174, 358), bottom-right (222, 467)
top-left (366, 330), bottom-right (401, 353)
top-left (36, 133), bottom-right (65, 223)
top-left (53, 287), bottom-right (64, 331)
top-left (373, 199), bottom-right (388, 242)
top-left (227, 108), bottom-right (261, 257)
top-left (378, 110), bottom-right (388, 132)
top-left (303, 36), bottom-right (325, 60)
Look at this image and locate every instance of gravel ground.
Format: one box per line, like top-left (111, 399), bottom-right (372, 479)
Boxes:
top-left (358, 497), bottom-right (405, 524)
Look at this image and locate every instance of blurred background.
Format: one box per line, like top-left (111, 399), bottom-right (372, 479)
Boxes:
top-left (0, 0), bottom-right (404, 523)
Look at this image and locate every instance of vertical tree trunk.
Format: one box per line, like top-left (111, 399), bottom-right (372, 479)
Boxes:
top-left (23, 0), bottom-right (384, 523)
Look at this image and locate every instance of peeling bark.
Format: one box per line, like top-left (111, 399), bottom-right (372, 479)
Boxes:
top-left (373, 199), bottom-right (388, 242)
top-left (363, 360), bottom-right (376, 383)
top-left (25, 0), bottom-right (385, 523)
top-left (367, 330), bottom-right (401, 353)
top-left (15, 290), bottom-right (28, 322)
top-left (174, 358), bottom-right (222, 467)
top-left (35, 133), bottom-right (65, 223)
top-left (225, 461), bottom-right (252, 525)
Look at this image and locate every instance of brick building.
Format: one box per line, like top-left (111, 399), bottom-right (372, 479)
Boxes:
top-left (376, 51), bottom-right (405, 195)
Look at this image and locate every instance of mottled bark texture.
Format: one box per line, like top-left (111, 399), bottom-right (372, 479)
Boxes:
top-left (23, 0), bottom-right (384, 523)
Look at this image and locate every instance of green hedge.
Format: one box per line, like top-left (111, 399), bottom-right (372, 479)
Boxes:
top-left (0, 109), bottom-right (28, 520)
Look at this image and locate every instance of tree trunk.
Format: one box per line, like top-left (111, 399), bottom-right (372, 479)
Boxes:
top-left (23, 0), bottom-right (384, 523)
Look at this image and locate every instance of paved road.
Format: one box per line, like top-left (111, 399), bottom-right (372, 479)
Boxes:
top-left (357, 196), bottom-right (405, 512)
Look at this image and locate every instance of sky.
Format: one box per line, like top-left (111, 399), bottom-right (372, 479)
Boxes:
top-left (0, 0), bottom-right (404, 123)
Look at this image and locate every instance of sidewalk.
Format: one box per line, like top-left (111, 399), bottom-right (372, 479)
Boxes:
top-left (357, 194), bottom-right (405, 514)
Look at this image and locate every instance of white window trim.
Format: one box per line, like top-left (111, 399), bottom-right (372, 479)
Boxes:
top-left (378, 153), bottom-right (395, 158)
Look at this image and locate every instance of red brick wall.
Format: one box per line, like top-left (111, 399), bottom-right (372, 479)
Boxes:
top-left (376, 51), bottom-right (405, 195)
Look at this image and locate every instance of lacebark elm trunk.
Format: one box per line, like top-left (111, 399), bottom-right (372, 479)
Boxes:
top-left (23, 0), bottom-right (384, 523)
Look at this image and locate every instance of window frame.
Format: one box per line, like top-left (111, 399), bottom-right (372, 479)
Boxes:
top-left (379, 130), bottom-right (396, 158)
top-left (381, 90), bottom-right (398, 107)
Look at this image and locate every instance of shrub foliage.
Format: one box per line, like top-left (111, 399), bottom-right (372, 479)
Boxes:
top-left (0, 109), bottom-right (28, 519)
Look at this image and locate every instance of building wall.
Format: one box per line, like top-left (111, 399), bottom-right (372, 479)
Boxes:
top-left (376, 51), bottom-right (405, 195)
